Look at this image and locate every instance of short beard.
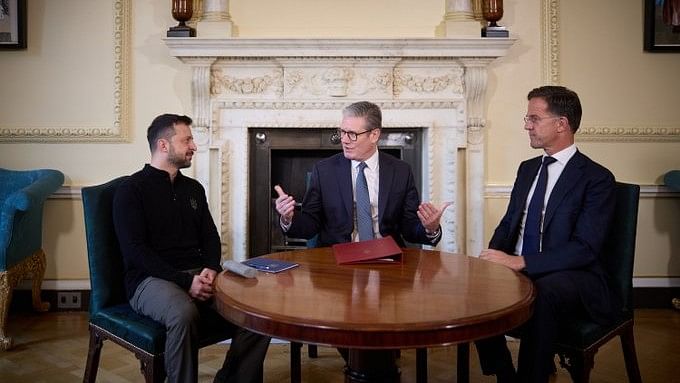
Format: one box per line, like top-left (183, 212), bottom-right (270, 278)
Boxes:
top-left (167, 148), bottom-right (192, 169)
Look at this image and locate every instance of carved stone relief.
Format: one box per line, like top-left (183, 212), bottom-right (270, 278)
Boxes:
top-left (211, 68), bottom-right (283, 97)
top-left (283, 66), bottom-right (394, 99)
top-left (393, 67), bottom-right (464, 97)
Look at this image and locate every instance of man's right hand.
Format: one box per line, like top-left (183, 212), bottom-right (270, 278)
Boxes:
top-left (189, 274), bottom-right (214, 301)
top-left (274, 185), bottom-right (296, 225)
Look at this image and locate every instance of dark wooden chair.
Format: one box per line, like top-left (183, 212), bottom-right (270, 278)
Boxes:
top-left (82, 177), bottom-right (233, 382)
top-left (431, 182), bottom-right (642, 383)
top-left (553, 182), bottom-right (642, 382)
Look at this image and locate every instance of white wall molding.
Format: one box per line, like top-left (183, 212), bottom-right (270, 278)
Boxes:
top-left (541, 0), bottom-right (560, 85)
top-left (577, 125), bottom-right (680, 142)
top-left (0, 0), bottom-right (131, 142)
top-left (52, 186), bottom-right (83, 200)
top-left (540, 1), bottom-right (679, 142)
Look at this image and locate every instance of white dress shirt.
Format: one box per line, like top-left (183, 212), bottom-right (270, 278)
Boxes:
top-left (515, 144), bottom-right (577, 255)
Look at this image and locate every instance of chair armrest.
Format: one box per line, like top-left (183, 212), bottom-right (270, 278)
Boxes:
top-left (16, 170), bottom-right (65, 210)
top-left (0, 170), bottom-right (64, 266)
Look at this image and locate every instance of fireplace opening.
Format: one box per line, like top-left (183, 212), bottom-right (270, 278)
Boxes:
top-left (249, 127), bottom-right (423, 257)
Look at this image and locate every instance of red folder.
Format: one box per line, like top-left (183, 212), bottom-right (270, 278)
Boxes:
top-left (333, 236), bottom-right (403, 265)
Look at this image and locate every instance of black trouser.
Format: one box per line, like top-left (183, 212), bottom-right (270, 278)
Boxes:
top-left (475, 271), bottom-right (594, 383)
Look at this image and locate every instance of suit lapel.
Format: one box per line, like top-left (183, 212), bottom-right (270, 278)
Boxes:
top-left (378, 152), bottom-right (393, 223)
top-left (510, 157), bottom-right (543, 232)
top-left (336, 156), bottom-right (354, 224)
top-left (543, 151), bottom-right (585, 229)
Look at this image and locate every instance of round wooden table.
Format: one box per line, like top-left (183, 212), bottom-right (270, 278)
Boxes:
top-left (214, 248), bottom-right (535, 382)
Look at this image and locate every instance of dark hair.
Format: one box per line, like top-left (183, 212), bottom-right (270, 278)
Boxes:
top-left (147, 114), bottom-right (192, 152)
top-left (527, 86), bottom-right (582, 132)
top-left (342, 101), bottom-right (382, 130)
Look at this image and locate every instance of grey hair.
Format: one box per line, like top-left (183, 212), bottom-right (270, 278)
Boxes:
top-left (342, 101), bottom-right (382, 130)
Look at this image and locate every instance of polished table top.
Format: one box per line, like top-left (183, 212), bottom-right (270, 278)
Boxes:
top-left (214, 248), bottom-right (535, 349)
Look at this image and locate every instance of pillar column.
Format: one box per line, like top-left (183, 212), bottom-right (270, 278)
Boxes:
top-left (178, 58), bottom-right (216, 194)
top-left (460, 58), bottom-right (492, 257)
top-left (197, 0), bottom-right (234, 37)
top-left (436, 0), bottom-right (482, 37)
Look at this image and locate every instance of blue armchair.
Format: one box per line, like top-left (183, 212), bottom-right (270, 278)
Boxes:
top-left (0, 168), bottom-right (64, 350)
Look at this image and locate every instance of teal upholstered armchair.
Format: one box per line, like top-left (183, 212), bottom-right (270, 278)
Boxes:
top-left (82, 177), bottom-right (234, 382)
top-left (0, 168), bottom-right (64, 350)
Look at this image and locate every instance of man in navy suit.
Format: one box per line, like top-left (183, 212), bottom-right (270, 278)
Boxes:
top-left (274, 101), bottom-right (449, 248)
top-left (475, 86), bottom-right (617, 383)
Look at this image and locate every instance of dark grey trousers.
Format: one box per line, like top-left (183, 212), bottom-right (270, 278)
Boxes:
top-left (130, 275), bottom-right (271, 383)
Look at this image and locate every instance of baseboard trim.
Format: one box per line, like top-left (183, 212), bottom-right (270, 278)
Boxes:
top-left (10, 289), bottom-right (91, 313)
top-left (16, 279), bottom-right (91, 290)
top-left (633, 277), bottom-right (680, 288)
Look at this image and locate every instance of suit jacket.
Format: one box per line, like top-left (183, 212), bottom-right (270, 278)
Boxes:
top-left (490, 150), bottom-right (616, 323)
top-left (287, 152), bottom-right (439, 248)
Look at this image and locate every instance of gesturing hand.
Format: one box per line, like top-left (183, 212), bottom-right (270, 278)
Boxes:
top-left (274, 185), bottom-right (296, 225)
top-left (417, 202), bottom-right (452, 233)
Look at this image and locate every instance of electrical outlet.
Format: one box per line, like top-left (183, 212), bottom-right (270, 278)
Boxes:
top-left (57, 292), bottom-right (82, 309)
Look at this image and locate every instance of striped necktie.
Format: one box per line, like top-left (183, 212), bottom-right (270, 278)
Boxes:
top-left (521, 156), bottom-right (557, 255)
top-left (355, 162), bottom-right (374, 241)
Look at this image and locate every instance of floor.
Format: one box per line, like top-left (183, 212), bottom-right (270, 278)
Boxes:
top-left (0, 309), bottom-right (678, 382)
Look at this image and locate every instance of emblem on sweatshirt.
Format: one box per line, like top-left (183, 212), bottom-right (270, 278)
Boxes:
top-left (190, 197), bottom-right (198, 210)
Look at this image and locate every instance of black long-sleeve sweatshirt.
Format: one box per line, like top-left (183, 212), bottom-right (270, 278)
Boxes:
top-left (113, 164), bottom-right (222, 300)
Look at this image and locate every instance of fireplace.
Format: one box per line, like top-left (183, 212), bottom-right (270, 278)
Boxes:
top-left (164, 38), bottom-right (514, 261)
top-left (249, 127), bottom-right (423, 257)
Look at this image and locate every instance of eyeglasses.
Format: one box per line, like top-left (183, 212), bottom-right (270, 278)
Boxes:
top-left (337, 128), bottom-right (372, 141)
top-left (523, 115), bottom-right (561, 125)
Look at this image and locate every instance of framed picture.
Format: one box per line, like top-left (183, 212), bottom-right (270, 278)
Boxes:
top-left (0, 0), bottom-right (26, 50)
top-left (644, 0), bottom-right (680, 52)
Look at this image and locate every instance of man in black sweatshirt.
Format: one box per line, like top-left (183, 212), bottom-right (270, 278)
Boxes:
top-left (113, 114), bottom-right (270, 383)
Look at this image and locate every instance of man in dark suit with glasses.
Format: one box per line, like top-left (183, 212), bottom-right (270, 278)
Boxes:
top-left (274, 101), bottom-right (449, 248)
top-left (475, 86), bottom-right (617, 383)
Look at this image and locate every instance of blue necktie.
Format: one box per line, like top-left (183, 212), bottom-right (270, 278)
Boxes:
top-left (522, 156), bottom-right (557, 256)
top-left (356, 162), bottom-right (374, 241)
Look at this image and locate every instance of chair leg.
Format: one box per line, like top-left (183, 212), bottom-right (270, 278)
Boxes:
top-left (416, 348), bottom-right (427, 383)
top-left (456, 342), bottom-right (470, 383)
top-left (579, 353), bottom-right (595, 383)
top-left (138, 352), bottom-right (164, 383)
top-left (620, 325), bottom-right (642, 383)
top-left (0, 271), bottom-right (14, 350)
top-left (83, 325), bottom-right (104, 383)
top-left (561, 351), bottom-right (594, 383)
top-left (28, 249), bottom-right (50, 312)
top-left (308, 344), bottom-right (318, 358)
top-left (290, 342), bottom-right (302, 383)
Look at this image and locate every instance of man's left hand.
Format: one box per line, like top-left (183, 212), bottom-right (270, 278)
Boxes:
top-left (417, 202), bottom-right (452, 233)
top-left (479, 249), bottom-right (525, 271)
